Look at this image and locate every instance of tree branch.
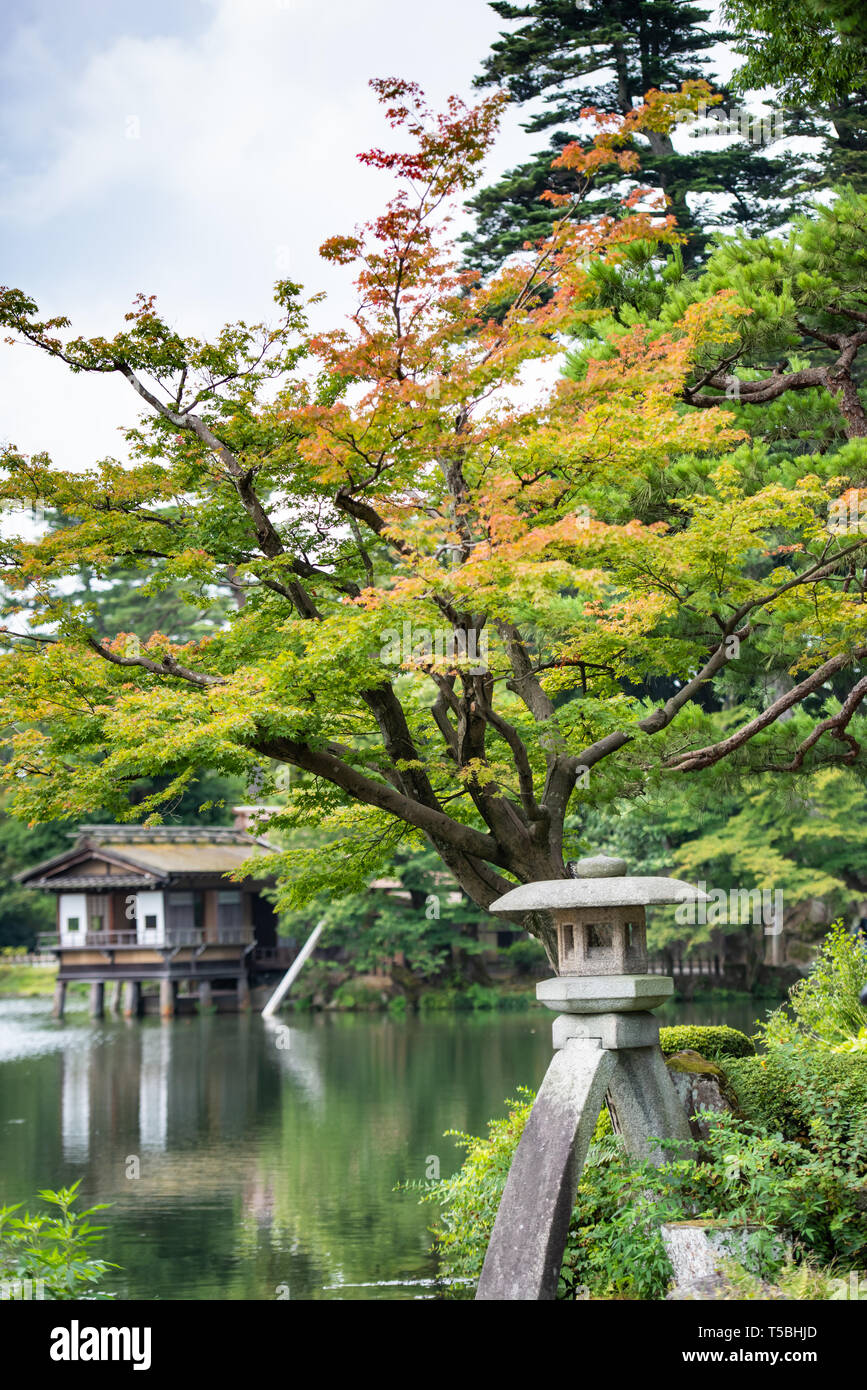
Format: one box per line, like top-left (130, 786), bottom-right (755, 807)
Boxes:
top-left (665, 647), bottom-right (867, 772)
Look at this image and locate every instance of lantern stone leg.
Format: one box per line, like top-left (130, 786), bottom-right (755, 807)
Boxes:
top-left (475, 1038), bottom-right (616, 1301)
top-left (475, 854), bottom-right (707, 1302)
top-left (605, 1043), bottom-right (692, 1164)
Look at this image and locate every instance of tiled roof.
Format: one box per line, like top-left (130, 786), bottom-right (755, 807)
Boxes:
top-left (91, 841), bottom-right (269, 875)
top-left (17, 822), bottom-right (276, 886)
top-left (28, 875), bottom-right (157, 890)
top-left (74, 824), bottom-right (269, 845)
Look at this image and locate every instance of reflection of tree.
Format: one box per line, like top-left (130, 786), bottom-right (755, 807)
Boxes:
top-left (252, 1015), bottom-right (554, 1295)
top-left (0, 1009), bottom-right (551, 1299)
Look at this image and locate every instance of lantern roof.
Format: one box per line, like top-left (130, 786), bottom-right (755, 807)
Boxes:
top-left (488, 855), bottom-right (710, 918)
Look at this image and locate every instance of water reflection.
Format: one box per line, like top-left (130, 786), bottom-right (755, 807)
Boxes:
top-left (0, 998), bottom-right (764, 1300)
top-left (139, 1027), bottom-right (171, 1153)
top-left (264, 1019), bottom-right (326, 1108)
top-left (61, 1047), bottom-right (91, 1163)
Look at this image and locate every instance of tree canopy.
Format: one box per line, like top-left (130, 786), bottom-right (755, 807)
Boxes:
top-left (0, 81), bottom-right (865, 964)
top-left (723, 0), bottom-right (867, 196)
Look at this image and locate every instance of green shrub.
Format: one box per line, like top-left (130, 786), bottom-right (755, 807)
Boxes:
top-left (426, 1091), bottom-right (534, 1286)
top-left (726, 1046), bottom-right (867, 1149)
top-left (0, 1182), bottom-right (117, 1300)
top-left (657, 1110), bottom-right (867, 1270)
top-left (659, 1025), bottom-right (755, 1059)
top-left (760, 921), bottom-right (867, 1049)
top-left (418, 988), bottom-right (457, 1013)
top-left (425, 1053), bottom-right (867, 1296)
top-left (424, 1091), bottom-right (675, 1299)
top-left (502, 939), bottom-right (548, 973)
top-left (495, 990), bottom-right (532, 1012)
top-left (333, 980), bottom-right (384, 1010)
top-left (463, 983), bottom-right (499, 1011)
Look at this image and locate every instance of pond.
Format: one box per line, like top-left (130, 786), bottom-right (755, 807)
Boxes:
top-left (0, 993), bottom-right (777, 1300)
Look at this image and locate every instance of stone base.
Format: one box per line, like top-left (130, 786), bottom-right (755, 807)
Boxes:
top-left (661, 1221), bottom-right (771, 1289)
top-left (552, 1010), bottom-right (659, 1050)
top-left (536, 974), bottom-right (674, 1014)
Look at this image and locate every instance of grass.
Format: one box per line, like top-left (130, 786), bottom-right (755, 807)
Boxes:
top-left (0, 964), bottom-right (87, 998)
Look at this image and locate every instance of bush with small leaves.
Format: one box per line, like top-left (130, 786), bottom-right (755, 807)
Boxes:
top-left (659, 1025), bottom-right (755, 1059)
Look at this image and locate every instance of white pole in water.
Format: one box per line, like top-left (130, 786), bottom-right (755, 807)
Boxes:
top-left (261, 920), bottom-right (325, 1019)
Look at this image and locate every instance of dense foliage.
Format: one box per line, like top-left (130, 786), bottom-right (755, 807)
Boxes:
top-left (658, 1024), bottom-right (755, 1058)
top-left (0, 82), bottom-right (864, 968)
top-left (426, 986), bottom-right (867, 1297)
top-left (0, 1182), bottom-right (116, 1301)
top-left (757, 919), bottom-right (867, 1047)
top-left (722, 0), bottom-right (867, 197)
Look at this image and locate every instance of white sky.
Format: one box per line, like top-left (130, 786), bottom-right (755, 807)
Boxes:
top-left (0, 0), bottom-right (771, 477)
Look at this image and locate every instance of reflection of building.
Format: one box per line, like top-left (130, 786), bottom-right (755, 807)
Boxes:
top-left (19, 824), bottom-right (292, 1017)
top-left (139, 1027), bottom-right (171, 1151)
top-left (54, 1015), bottom-right (277, 1171)
top-left (61, 1047), bottom-right (91, 1162)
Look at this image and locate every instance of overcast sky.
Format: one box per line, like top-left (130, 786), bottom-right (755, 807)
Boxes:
top-left (0, 0), bottom-right (741, 475)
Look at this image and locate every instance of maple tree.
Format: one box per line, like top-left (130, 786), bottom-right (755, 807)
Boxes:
top-left (0, 80), bottom-right (865, 965)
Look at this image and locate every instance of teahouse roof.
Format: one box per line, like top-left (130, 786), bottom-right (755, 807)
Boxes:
top-left (16, 824), bottom-right (276, 891)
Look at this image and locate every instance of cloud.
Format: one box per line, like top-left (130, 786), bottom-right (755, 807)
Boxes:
top-left (0, 0), bottom-right (537, 468)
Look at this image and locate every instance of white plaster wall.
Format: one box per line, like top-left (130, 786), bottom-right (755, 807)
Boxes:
top-left (136, 890), bottom-right (165, 946)
top-left (59, 892), bottom-right (87, 944)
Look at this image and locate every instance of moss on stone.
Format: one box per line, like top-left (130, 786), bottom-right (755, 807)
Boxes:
top-left (666, 1048), bottom-right (726, 1077)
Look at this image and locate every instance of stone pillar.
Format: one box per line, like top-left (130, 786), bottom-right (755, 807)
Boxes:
top-left (122, 980), bottom-right (141, 1018)
top-left (159, 979), bottom-right (176, 1018)
top-left (476, 1039), bottom-right (616, 1301)
top-left (606, 1045), bottom-right (692, 1163)
top-left (89, 982), bottom-right (105, 1020)
top-left (237, 973), bottom-right (251, 1012)
top-left (197, 979), bottom-right (213, 1012)
top-left (107, 981), bottom-right (122, 1014)
top-left (51, 980), bottom-right (66, 1020)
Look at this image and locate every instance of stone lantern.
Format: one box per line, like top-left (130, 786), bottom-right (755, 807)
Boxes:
top-left (475, 854), bottom-right (709, 1302)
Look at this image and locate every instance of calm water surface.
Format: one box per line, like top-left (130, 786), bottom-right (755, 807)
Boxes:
top-left (0, 993), bottom-right (772, 1300)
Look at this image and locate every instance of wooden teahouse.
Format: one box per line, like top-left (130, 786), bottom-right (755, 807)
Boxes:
top-left (18, 823), bottom-right (287, 1017)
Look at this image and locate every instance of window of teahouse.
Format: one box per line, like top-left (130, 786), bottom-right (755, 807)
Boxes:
top-left (217, 889), bottom-right (243, 937)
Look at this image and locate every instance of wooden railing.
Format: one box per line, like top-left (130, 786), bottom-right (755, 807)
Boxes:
top-left (39, 927), bottom-right (253, 950)
top-left (647, 953), bottom-right (723, 977)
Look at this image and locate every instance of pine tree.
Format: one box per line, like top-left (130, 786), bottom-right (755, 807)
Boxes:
top-left (464, 0), bottom-right (800, 272)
